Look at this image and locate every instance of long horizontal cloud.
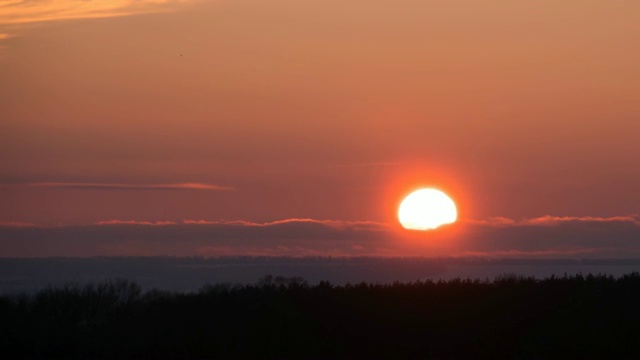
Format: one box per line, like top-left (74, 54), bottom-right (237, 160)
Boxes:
top-left (1, 216), bottom-right (639, 258)
top-left (16, 182), bottom-right (233, 191)
top-left (181, 218), bottom-right (387, 231)
top-left (464, 215), bottom-right (640, 227)
top-left (520, 215), bottom-right (640, 226)
top-left (0, 221), bottom-right (38, 228)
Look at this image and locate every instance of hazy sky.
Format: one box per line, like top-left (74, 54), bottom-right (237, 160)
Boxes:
top-left (1, 1), bottom-right (639, 257)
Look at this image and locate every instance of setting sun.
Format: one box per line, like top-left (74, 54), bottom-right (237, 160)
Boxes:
top-left (398, 188), bottom-right (457, 230)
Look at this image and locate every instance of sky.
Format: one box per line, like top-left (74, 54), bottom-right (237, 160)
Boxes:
top-left (1, 0), bottom-right (639, 257)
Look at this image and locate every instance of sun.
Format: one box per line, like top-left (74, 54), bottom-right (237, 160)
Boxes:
top-left (398, 188), bottom-right (457, 230)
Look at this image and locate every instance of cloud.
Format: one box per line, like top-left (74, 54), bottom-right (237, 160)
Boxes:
top-left (0, 0), bottom-right (193, 25)
top-left (462, 217), bottom-right (517, 226)
top-left (456, 215), bottom-right (640, 258)
top-left (464, 215), bottom-right (640, 227)
top-left (18, 182), bottom-right (234, 191)
top-left (1, 215), bottom-right (639, 258)
top-left (0, 0), bottom-right (194, 54)
top-left (0, 221), bottom-right (38, 228)
top-left (182, 218), bottom-right (388, 231)
top-left (520, 215), bottom-right (640, 226)
top-left (95, 220), bottom-right (178, 226)
top-left (0, 218), bottom-right (391, 257)
top-left (454, 248), bottom-right (605, 258)
top-left (337, 162), bottom-right (405, 168)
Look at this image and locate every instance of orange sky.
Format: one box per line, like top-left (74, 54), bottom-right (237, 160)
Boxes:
top-left (1, 1), bottom-right (639, 256)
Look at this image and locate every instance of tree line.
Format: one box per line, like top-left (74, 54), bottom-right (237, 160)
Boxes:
top-left (2, 273), bottom-right (640, 358)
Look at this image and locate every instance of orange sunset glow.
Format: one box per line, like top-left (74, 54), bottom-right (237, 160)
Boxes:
top-left (3, 3), bottom-right (640, 359)
top-left (1, 0), bottom-right (639, 258)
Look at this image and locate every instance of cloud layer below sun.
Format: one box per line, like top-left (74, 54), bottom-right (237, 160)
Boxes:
top-left (1, 215), bottom-right (638, 258)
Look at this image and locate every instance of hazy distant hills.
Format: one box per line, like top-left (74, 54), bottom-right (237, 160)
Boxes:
top-left (2, 257), bottom-right (640, 295)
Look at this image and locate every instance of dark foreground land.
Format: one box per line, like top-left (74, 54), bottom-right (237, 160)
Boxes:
top-left (2, 274), bottom-right (640, 359)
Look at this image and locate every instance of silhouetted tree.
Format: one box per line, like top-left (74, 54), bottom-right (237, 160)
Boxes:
top-left (2, 273), bottom-right (640, 359)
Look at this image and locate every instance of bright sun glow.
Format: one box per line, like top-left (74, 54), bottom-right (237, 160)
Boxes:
top-left (398, 188), bottom-right (457, 230)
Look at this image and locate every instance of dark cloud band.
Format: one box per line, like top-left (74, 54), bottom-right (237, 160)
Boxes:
top-left (0, 216), bottom-right (638, 258)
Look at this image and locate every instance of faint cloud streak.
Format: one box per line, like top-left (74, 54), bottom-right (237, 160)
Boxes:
top-left (521, 215), bottom-right (640, 226)
top-left (182, 218), bottom-right (388, 231)
top-left (455, 248), bottom-right (605, 258)
top-left (0, 221), bottom-right (38, 227)
top-left (336, 161), bottom-right (405, 168)
top-left (16, 182), bottom-right (234, 191)
top-left (96, 220), bottom-right (178, 226)
top-left (463, 217), bottom-right (517, 227)
top-left (465, 214), bottom-right (640, 227)
top-left (0, 0), bottom-right (193, 25)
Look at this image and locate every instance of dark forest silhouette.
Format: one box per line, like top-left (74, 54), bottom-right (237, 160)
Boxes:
top-left (2, 273), bottom-right (640, 359)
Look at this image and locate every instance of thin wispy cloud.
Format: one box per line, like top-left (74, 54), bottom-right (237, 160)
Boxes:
top-left (336, 162), bottom-right (405, 168)
top-left (20, 182), bottom-right (234, 191)
top-left (96, 220), bottom-right (178, 226)
top-left (0, 0), bottom-right (193, 25)
top-left (182, 218), bottom-right (388, 231)
top-left (465, 215), bottom-right (640, 227)
top-left (0, 221), bottom-right (37, 228)
top-left (521, 215), bottom-right (640, 226)
top-left (462, 217), bottom-right (518, 226)
top-left (455, 248), bottom-right (606, 258)
top-left (0, 0), bottom-right (194, 50)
